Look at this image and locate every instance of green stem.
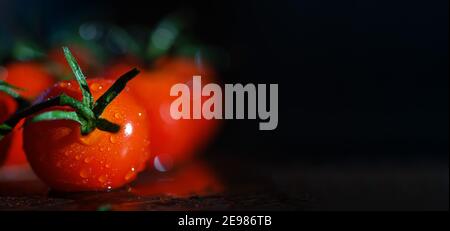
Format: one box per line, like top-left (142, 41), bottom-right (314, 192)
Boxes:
top-left (2, 96), bottom-right (61, 130)
top-left (93, 68), bottom-right (140, 117)
top-left (0, 81), bottom-right (30, 110)
top-left (63, 46), bottom-right (94, 108)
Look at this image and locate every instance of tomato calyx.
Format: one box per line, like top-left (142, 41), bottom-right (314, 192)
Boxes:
top-left (0, 47), bottom-right (140, 139)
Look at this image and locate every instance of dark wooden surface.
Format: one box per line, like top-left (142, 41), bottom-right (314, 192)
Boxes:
top-left (0, 158), bottom-right (301, 211)
top-left (0, 157), bottom-right (448, 210)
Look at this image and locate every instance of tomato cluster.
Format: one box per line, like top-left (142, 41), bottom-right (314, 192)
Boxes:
top-left (0, 47), bottom-right (219, 192)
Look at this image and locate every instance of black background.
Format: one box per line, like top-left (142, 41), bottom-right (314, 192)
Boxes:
top-left (0, 0), bottom-right (448, 210)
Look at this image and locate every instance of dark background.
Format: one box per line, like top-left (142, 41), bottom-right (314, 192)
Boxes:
top-left (0, 0), bottom-right (448, 210)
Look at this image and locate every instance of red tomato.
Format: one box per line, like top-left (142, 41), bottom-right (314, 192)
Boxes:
top-left (0, 92), bottom-right (15, 126)
top-left (23, 79), bottom-right (150, 191)
top-left (1, 62), bottom-right (54, 100)
top-left (105, 57), bottom-right (220, 169)
top-left (2, 120), bottom-right (27, 166)
top-left (0, 92), bottom-right (16, 164)
top-left (0, 62), bottom-right (53, 166)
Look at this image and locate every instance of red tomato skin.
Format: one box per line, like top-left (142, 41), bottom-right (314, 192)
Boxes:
top-left (105, 58), bottom-right (220, 168)
top-left (2, 121), bottom-right (27, 166)
top-left (2, 62), bottom-right (54, 100)
top-left (0, 93), bottom-right (17, 165)
top-left (0, 135), bottom-right (11, 165)
top-left (23, 80), bottom-right (150, 192)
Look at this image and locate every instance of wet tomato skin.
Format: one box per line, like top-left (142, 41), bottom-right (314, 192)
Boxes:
top-left (23, 79), bottom-right (150, 192)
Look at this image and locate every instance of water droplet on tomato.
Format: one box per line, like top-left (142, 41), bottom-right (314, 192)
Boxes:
top-left (84, 156), bottom-right (94, 163)
top-left (109, 135), bottom-right (117, 143)
top-left (98, 175), bottom-right (108, 183)
top-left (105, 164), bottom-right (111, 168)
top-left (124, 170), bottom-right (135, 181)
top-left (114, 112), bottom-right (122, 119)
top-left (75, 154), bottom-right (81, 160)
top-left (91, 83), bottom-right (103, 91)
top-left (80, 168), bottom-right (90, 178)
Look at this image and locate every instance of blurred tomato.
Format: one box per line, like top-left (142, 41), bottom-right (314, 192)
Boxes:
top-left (105, 57), bottom-right (220, 169)
top-left (0, 92), bottom-right (17, 165)
top-left (1, 62), bottom-right (54, 100)
top-left (0, 61), bottom-right (53, 166)
top-left (48, 45), bottom-right (99, 78)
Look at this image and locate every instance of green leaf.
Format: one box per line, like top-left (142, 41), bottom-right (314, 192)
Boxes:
top-left (63, 46), bottom-right (94, 108)
top-left (1, 96), bottom-right (62, 133)
top-left (12, 40), bottom-right (45, 61)
top-left (0, 85), bottom-right (20, 99)
top-left (30, 110), bottom-right (83, 125)
top-left (146, 13), bottom-right (188, 59)
top-left (29, 110), bottom-right (93, 135)
top-left (0, 81), bottom-right (22, 98)
top-left (58, 94), bottom-right (95, 122)
top-left (0, 81), bottom-right (30, 110)
top-left (0, 124), bottom-right (13, 138)
top-left (0, 80), bottom-right (24, 91)
top-left (93, 68), bottom-right (140, 117)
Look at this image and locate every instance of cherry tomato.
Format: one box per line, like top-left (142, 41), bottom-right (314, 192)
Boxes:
top-left (1, 120), bottom-right (27, 166)
top-left (23, 79), bottom-right (150, 191)
top-left (0, 62), bottom-right (53, 166)
top-left (0, 92), bottom-right (16, 164)
top-left (105, 57), bottom-right (220, 168)
top-left (0, 92), bottom-right (16, 127)
top-left (1, 62), bottom-right (54, 100)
